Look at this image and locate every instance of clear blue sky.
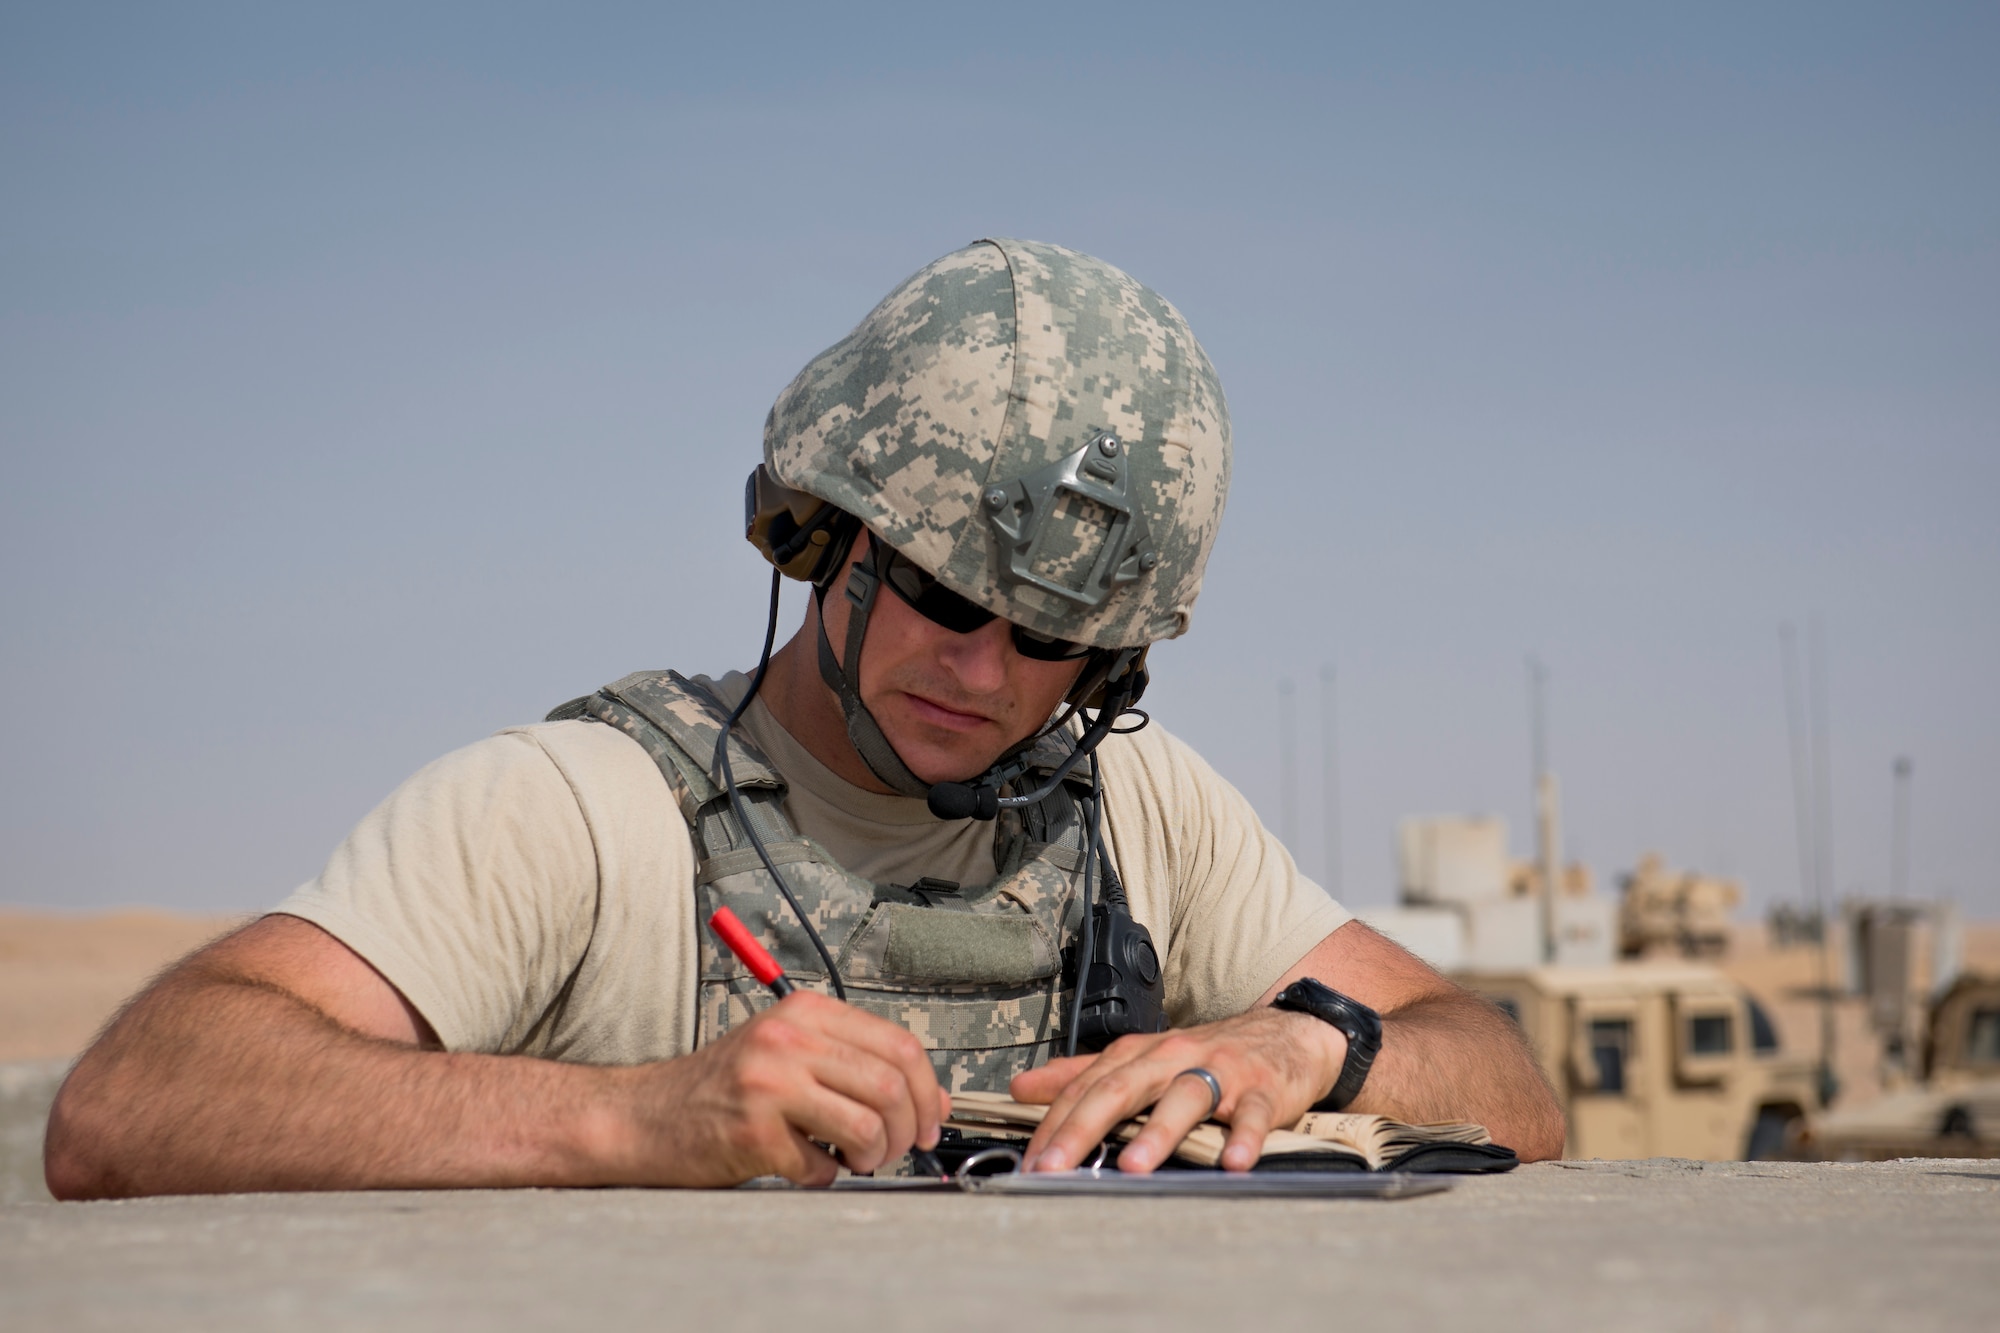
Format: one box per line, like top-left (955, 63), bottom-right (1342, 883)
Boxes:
top-left (3, 2), bottom-right (1995, 916)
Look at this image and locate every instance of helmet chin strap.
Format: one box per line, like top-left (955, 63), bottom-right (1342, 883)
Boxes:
top-left (813, 539), bottom-right (936, 799)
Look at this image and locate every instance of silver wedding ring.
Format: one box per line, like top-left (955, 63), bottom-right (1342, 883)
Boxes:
top-left (1175, 1066), bottom-right (1223, 1119)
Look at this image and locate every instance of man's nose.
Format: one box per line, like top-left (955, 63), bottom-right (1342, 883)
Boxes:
top-left (936, 617), bottom-right (1014, 694)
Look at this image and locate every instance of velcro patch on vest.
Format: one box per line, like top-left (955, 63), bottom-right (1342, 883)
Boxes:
top-left (855, 903), bottom-right (1058, 984)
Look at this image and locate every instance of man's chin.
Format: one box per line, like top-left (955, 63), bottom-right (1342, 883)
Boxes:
top-left (904, 753), bottom-right (1007, 787)
top-left (873, 705), bottom-right (1017, 785)
top-left (886, 735), bottom-right (1013, 788)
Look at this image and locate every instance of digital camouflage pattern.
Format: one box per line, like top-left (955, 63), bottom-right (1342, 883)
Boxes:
top-left (764, 238), bottom-right (1231, 649)
top-left (563, 671), bottom-right (1091, 1093)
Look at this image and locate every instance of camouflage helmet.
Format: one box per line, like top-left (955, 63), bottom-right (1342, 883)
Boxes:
top-left (762, 238), bottom-right (1231, 649)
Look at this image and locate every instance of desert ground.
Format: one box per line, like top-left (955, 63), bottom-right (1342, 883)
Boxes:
top-left (0, 909), bottom-right (245, 1062)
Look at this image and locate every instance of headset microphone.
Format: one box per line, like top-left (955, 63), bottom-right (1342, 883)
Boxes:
top-left (925, 782), bottom-right (1000, 821)
top-left (925, 731), bottom-right (1096, 822)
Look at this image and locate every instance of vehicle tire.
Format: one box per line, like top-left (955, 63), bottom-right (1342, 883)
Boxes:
top-left (1939, 1105), bottom-right (1975, 1139)
top-left (1745, 1107), bottom-right (1798, 1160)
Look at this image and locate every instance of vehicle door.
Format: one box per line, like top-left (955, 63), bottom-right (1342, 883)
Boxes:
top-left (1659, 990), bottom-right (1746, 1158)
top-left (1566, 995), bottom-right (1648, 1158)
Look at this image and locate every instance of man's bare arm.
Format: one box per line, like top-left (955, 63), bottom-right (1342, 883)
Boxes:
top-left (46, 914), bottom-right (945, 1198)
top-left (1259, 919), bottom-right (1565, 1156)
top-left (1014, 920), bottom-right (1566, 1171)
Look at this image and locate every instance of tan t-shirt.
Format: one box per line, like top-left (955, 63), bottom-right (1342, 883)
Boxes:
top-left (276, 677), bottom-right (1350, 1064)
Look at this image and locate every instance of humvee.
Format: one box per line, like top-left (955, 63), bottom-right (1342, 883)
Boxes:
top-left (1458, 962), bottom-right (1820, 1160)
top-left (1806, 972), bottom-right (2000, 1159)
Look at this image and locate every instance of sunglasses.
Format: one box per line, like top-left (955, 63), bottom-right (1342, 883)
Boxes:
top-left (879, 549), bottom-right (1094, 662)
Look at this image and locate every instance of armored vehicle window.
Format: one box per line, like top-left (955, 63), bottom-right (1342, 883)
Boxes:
top-left (1689, 1012), bottom-right (1733, 1056)
top-left (1588, 1019), bottom-right (1632, 1094)
top-left (1966, 1008), bottom-right (2000, 1065)
top-left (1746, 997), bottom-right (1780, 1054)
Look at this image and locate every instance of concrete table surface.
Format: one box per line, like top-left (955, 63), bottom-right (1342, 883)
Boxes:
top-left (3, 1158), bottom-right (1996, 1332)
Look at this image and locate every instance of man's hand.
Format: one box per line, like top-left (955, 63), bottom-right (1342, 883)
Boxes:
top-left (1005, 921), bottom-right (1568, 1176)
top-left (634, 990), bottom-right (948, 1187)
top-left (1010, 1009), bottom-right (1346, 1174)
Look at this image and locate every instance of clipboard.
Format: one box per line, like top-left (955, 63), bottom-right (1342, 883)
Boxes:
top-left (767, 1169), bottom-right (1453, 1200)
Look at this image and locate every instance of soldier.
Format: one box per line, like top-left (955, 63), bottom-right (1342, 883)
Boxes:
top-left (46, 239), bottom-right (1564, 1196)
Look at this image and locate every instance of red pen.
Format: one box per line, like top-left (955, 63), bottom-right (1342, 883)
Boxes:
top-left (708, 907), bottom-right (795, 998)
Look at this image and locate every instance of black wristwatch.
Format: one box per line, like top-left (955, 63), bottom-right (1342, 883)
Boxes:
top-left (1272, 977), bottom-right (1383, 1112)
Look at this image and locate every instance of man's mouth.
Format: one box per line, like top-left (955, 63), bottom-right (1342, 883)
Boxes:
top-left (898, 691), bottom-right (997, 733)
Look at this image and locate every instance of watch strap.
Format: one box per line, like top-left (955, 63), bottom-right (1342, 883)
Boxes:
top-left (1322, 1027), bottom-right (1377, 1113)
top-left (1273, 978), bottom-right (1382, 1113)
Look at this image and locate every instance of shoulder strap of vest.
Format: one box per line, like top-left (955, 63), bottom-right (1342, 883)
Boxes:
top-left (552, 671), bottom-right (785, 828)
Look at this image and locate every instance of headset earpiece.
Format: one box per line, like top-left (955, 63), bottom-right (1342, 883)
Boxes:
top-left (745, 465), bottom-right (857, 586)
top-left (1078, 646), bottom-right (1149, 712)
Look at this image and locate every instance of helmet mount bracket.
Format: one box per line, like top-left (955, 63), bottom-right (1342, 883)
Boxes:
top-left (983, 431), bottom-right (1156, 611)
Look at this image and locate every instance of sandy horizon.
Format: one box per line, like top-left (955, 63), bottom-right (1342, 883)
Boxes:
top-left (5, 907), bottom-right (1997, 1104)
top-left (0, 909), bottom-right (247, 1062)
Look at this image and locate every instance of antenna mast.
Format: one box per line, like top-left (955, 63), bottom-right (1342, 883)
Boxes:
top-left (1320, 664), bottom-right (1342, 897)
top-left (1890, 757), bottom-right (1912, 901)
top-left (1277, 677), bottom-right (1298, 850)
top-left (1528, 657), bottom-right (1559, 963)
top-left (1782, 618), bottom-right (1840, 1107)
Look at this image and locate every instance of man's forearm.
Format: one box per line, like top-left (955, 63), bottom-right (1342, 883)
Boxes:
top-left (1348, 989), bottom-right (1566, 1160)
top-left (45, 966), bottom-right (635, 1199)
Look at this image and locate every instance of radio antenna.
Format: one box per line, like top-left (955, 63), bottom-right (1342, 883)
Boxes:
top-left (1780, 625), bottom-right (1816, 924)
top-left (1527, 657), bottom-right (1559, 962)
top-left (1277, 677), bottom-right (1299, 850)
top-left (1319, 663), bottom-right (1342, 897)
top-left (1781, 617), bottom-right (1839, 1107)
top-left (1890, 756), bottom-right (1912, 901)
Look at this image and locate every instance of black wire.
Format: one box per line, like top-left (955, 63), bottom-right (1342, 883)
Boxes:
top-left (1040, 648), bottom-right (1124, 739)
top-left (1063, 752), bottom-right (1104, 1059)
top-left (1107, 708), bottom-right (1150, 735)
top-left (713, 568), bottom-right (848, 1001)
top-left (1096, 833), bottom-right (1129, 911)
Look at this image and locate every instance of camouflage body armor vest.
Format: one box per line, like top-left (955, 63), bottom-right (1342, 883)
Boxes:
top-left (558, 671), bottom-right (1092, 1092)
